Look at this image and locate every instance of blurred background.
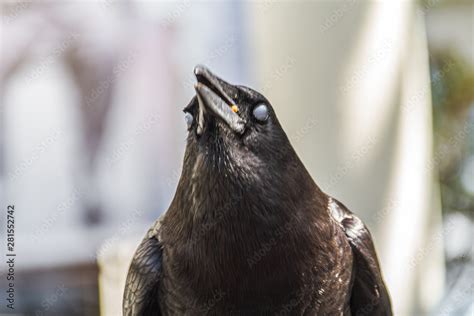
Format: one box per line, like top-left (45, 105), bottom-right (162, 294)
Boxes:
top-left (0, 0), bottom-right (472, 315)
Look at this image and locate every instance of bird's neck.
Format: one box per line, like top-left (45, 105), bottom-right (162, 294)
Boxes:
top-left (160, 159), bottom-right (331, 304)
top-left (163, 156), bottom-right (327, 245)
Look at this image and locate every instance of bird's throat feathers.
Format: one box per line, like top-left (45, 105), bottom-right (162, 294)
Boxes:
top-left (168, 139), bottom-right (321, 229)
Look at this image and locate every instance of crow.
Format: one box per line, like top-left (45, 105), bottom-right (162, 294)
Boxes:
top-left (123, 65), bottom-right (392, 315)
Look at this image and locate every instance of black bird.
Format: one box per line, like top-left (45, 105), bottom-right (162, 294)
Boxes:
top-left (123, 66), bottom-right (392, 315)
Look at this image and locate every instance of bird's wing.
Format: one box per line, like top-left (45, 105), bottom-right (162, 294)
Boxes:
top-left (328, 197), bottom-right (392, 316)
top-left (123, 219), bottom-right (163, 316)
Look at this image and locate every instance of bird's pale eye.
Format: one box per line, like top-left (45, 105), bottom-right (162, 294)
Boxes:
top-left (184, 112), bottom-right (193, 129)
top-left (253, 104), bottom-right (269, 122)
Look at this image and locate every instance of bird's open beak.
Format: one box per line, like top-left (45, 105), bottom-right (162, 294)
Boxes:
top-left (194, 65), bottom-right (245, 135)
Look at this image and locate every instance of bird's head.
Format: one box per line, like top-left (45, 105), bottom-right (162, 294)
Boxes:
top-left (181, 65), bottom-right (300, 185)
top-left (166, 65), bottom-right (322, 236)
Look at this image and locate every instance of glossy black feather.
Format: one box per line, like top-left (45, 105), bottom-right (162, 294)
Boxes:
top-left (329, 198), bottom-right (392, 315)
top-left (123, 221), bottom-right (163, 316)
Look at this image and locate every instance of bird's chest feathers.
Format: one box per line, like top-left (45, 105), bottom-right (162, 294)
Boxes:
top-left (164, 168), bottom-right (350, 310)
top-left (167, 196), bottom-right (324, 302)
top-left (167, 218), bottom-right (314, 307)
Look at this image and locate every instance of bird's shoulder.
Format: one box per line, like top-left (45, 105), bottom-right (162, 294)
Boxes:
top-left (327, 197), bottom-right (392, 315)
top-left (123, 218), bottom-right (163, 316)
